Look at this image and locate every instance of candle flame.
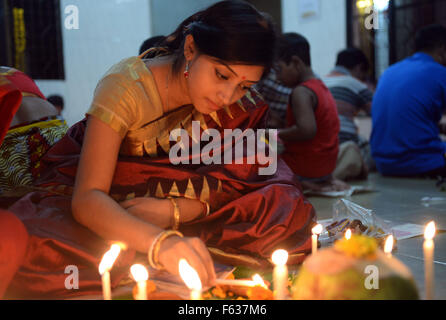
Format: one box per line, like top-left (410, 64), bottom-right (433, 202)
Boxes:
top-left (271, 249), bottom-right (288, 266)
top-left (424, 221), bottom-right (436, 240)
top-left (252, 274), bottom-right (268, 289)
top-left (312, 223), bottom-right (323, 235)
top-left (98, 244), bottom-right (121, 275)
top-left (345, 229), bottom-right (352, 240)
top-left (130, 264), bottom-right (149, 282)
top-left (178, 259), bottom-right (202, 291)
top-left (384, 235), bottom-right (394, 254)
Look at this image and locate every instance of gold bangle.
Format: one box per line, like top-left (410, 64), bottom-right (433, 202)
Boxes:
top-left (148, 230), bottom-right (183, 270)
top-left (168, 197), bottom-right (180, 230)
top-left (201, 201), bottom-right (210, 217)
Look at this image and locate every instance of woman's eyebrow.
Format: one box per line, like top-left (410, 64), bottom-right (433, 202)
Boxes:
top-left (211, 58), bottom-right (259, 83)
top-left (212, 58), bottom-right (238, 76)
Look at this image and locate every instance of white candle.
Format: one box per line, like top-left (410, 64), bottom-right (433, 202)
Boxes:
top-left (272, 249), bottom-right (288, 300)
top-left (311, 224), bottom-right (323, 254)
top-left (98, 244), bottom-right (121, 300)
top-left (423, 221), bottom-right (436, 300)
top-left (130, 264), bottom-right (149, 300)
top-left (101, 270), bottom-right (111, 300)
top-left (384, 235), bottom-right (394, 258)
top-left (179, 259), bottom-right (202, 300)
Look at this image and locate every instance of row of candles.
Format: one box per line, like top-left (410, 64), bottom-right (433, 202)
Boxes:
top-left (98, 220), bottom-right (437, 300)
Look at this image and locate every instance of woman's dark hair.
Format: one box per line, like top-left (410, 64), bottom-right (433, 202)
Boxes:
top-left (415, 24), bottom-right (446, 53)
top-left (335, 48), bottom-right (369, 72)
top-left (144, 0), bottom-right (277, 78)
top-left (277, 32), bottom-right (311, 66)
top-left (139, 35), bottom-right (166, 55)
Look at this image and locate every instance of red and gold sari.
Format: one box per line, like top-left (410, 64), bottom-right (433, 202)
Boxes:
top-left (3, 58), bottom-right (316, 299)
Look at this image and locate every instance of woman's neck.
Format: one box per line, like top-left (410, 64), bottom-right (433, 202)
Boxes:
top-left (145, 56), bottom-right (192, 113)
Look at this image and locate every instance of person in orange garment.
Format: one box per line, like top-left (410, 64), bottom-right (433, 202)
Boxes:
top-left (275, 33), bottom-right (350, 192)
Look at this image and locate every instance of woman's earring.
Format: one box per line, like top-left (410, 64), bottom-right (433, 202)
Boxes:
top-left (184, 61), bottom-right (190, 78)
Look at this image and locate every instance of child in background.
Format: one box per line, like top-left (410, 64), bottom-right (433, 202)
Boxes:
top-left (275, 33), bottom-right (349, 192)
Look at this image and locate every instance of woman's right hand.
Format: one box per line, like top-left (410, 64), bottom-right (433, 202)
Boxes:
top-left (158, 236), bottom-right (216, 288)
top-left (157, 235), bottom-right (216, 288)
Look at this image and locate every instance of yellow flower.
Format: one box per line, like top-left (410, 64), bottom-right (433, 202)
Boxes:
top-left (334, 234), bottom-right (378, 259)
top-left (211, 286), bottom-right (227, 299)
top-left (247, 286), bottom-right (273, 300)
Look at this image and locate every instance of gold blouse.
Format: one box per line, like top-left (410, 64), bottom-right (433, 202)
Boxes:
top-left (87, 55), bottom-right (163, 143)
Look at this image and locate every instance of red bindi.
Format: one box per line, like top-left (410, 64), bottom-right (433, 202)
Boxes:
top-left (242, 76), bottom-right (246, 80)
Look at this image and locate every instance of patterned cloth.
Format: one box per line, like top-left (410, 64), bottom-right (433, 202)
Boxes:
top-left (0, 117), bottom-right (68, 194)
top-left (255, 69), bottom-right (291, 119)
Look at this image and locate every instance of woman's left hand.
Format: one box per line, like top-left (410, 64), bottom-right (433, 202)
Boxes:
top-left (120, 197), bottom-right (173, 229)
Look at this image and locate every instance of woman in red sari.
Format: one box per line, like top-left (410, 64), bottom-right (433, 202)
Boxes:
top-left (3, 0), bottom-right (316, 298)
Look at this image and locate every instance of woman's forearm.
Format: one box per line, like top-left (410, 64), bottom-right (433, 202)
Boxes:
top-left (72, 190), bottom-right (163, 253)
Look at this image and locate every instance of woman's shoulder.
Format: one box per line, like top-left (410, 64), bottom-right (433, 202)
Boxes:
top-left (87, 56), bottom-right (163, 138)
top-left (100, 56), bottom-right (152, 84)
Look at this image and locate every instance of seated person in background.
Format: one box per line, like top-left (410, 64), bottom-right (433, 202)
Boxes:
top-left (0, 67), bottom-right (59, 128)
top-left (139, 35), bottom-right (166, 55)
top-left (275, 33), bottom-right (349, 192)
top-left (0, 67), bottom-right (68, 195)
top-left (370, 24), bottom-right (446, 178)
top-left (322, 48), bottom-right (374, 181)
top-left (255, 68), bottom-right (292, 128)
top-left (47, 94), bottom-right (64, 116)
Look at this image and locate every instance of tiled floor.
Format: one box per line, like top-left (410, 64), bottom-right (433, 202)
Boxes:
top-left (308, 172), bottom-right (446, 299)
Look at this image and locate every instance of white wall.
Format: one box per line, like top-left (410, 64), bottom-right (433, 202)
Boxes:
top-left (151, 0), bottom-right (219, 36)
top-left (282, 0), bottom-right (347, 77)
top-left (35, 0), bottom-right (152, 126)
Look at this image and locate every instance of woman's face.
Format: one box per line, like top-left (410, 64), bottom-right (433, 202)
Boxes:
top-left (186, 54), bottom-right (264, 114)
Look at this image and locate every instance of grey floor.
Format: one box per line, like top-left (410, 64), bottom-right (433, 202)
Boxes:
top-left (308, 172), bottom-right (446, 300)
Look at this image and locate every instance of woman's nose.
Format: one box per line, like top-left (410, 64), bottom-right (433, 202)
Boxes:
top-left (217, 84), bottom-right (237, 106)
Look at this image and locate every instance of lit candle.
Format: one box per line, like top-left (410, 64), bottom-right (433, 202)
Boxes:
top-left (179, 259), bottom-right (202, 300)
top-left (130, 264), bottom-right (149, 300)
top-left (311, 224), bottom-right (323, 254)
top-left (98, 244), bottom-right (121, 300)
top-left (252, 274), bottom-right (268, 289)
top-left (423, 221), bottom-right (436, 300)
top-left (384, 235), bottom-right (394, 258)
top-left (272, 249), bottom-right (288, 300)
top-left (345, 228), bottom-right (352, 240)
